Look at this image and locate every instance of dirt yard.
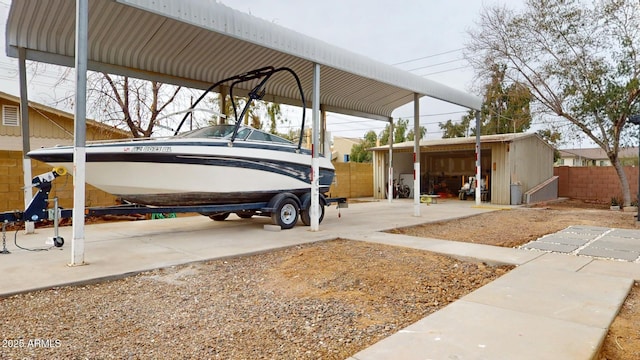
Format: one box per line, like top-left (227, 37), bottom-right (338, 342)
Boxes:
top-left (1, 199), bottom-right (638, 359)
top-left (389, 199), bottom-right (640, 360)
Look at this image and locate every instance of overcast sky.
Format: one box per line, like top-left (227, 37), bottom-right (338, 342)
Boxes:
top-left (0, 0), bottom-right (525, 140)
top-left (218, 0), bottom-right (521, 138)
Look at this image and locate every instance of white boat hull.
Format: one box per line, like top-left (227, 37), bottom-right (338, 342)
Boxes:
top-left (29, 139), bottom-right (335, 206)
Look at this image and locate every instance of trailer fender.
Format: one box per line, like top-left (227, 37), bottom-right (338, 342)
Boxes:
top-left (299, 193), bottom-right (326, 226)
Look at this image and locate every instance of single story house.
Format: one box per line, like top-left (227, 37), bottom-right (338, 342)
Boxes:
top-left (556, 147), bottom-right (638, 167)
top-left (1, 91), bottom-right (130, 211)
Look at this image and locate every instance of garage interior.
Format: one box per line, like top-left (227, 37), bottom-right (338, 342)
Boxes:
top-left (371, 133), bottom-right (557, 205)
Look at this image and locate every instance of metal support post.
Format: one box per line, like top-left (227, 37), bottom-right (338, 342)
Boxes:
top-left (310, 63), bottom-right (321, 231)
top-left (388, 118), bottom-right (394, 203)
top-left (413, 93), bottom-right (421, 217)
top-left (71, 0), bottom-right (89, 266)
top-left (475, 110), bottom-right (482, 205)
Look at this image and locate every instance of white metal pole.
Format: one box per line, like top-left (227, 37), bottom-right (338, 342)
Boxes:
top-left (387, 118), bottom-right (394, 203)
top-left (71, 0), bottom-right (89, 266)
top-left (475, 110), bottom-right (482, 205)
top-left (413, 93), bottom-right (420, 216)
top-left (310, 63), bottom-right (320, 231)
top-left (18, 47), bottom-right (35, 234)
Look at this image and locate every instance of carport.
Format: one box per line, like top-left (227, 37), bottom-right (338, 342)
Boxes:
top-left (370, 133), bottom-right (556, 205)
top-left (5, 0), bottom-right (481, 265)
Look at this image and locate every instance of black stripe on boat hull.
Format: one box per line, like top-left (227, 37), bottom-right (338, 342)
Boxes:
top-left (118, 188), bottom-right (331, 207)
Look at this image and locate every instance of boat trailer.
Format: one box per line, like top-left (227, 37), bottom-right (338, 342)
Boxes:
top-left (1, 169), bottom-right (347, 251)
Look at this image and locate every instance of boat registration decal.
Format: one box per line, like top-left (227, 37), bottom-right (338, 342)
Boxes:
top-left (124, 146), bottom-right (172, 153)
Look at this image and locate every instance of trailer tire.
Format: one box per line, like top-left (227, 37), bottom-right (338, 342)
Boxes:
top-left (236, 211), bottom-right (254, 219)
top-left (209, 212), bottom-right (230, 221)
top-left (300, 193), bottom-right (326, 226)
top-left (271, 197), bottom-right (299, 229)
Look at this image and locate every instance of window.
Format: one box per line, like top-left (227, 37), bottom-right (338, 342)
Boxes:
top-left (2, 105), bottom-right (19, 126)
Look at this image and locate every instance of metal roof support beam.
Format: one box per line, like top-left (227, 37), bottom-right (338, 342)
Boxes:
top-left (475, 110), bottom-right (482, 205)
top-left (18, 47), bottom-right (35, 234)
top-left (387, 118), bottom-right (394, 203)
top-left (320, 105), bottom-right (327, 156)
top-left (413, 93), bottom-right (421, 217)
top-left (310, 63), bottom-right (320, 231)
top-left (70, 0), bottom-right (89, 266)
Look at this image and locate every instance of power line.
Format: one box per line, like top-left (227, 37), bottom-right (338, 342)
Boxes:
top-left (392, 48), bottom-right (465, 66)
top-left (420, 65), bottom-right (471, 77)
top-left (405, 58), bottom-right (466, 72)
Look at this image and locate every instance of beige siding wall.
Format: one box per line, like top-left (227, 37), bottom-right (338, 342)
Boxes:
top-left (510, 136), bottom-right (554, 192)
top-left (490, 142), bottom-right (511, 205)
top-left (373, 151), bottom-right (386, 199)
top-left (1, 97), bottom-right (129, 151)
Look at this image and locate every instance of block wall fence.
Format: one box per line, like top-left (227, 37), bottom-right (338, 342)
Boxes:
top-left (554, 166), bottom-right (639, 204)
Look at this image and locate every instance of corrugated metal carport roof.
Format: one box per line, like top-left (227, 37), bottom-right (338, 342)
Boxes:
top-left (369, 133), bottom-right (547, 151)
top-left (5, 0), bottom-right (481, 121)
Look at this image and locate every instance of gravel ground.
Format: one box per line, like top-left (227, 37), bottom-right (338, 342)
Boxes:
top-left (0, 239), bottom-right (511, 360)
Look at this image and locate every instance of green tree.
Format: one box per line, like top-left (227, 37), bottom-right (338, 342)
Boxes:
top-left (379, 118), bottom-right (425, 145)
top-left (480, 64), bottom-right (532, 135)
top-left (440, 111), bottom-right (474, 138)
top-left (467, 0), bottom-right (640, 205)
top-left (350, 130), bottom-right (378, 163)
top-left (407, 125), bottom-right (427, 141)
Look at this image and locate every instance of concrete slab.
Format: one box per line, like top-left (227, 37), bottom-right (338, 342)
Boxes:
top-left (608, 228), bottom-right (640, 238)
top-left (562, 225), bottom-right (611, 234)
top-left (580, 260), bottom-right (640, 281)
top-left (349, 300), bottom-right (606, 360)
top-left (461, 264), bottom-right (633, 328)
top-left (578, 247), bottom-right (640, 262)
top-left (347, 232), bottom-right (541, 266)
top-left (536, 234), bottom-right (591, 246)
top-left (593, 236), bottom-right (640, 252)
top-left (520, 252), bottom-right (594, 272)
top-left (522, 241), bottom-right (578, 253)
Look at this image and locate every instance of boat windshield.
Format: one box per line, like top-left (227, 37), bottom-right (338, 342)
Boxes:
top-left (178, 124), bottom-right (294, 145)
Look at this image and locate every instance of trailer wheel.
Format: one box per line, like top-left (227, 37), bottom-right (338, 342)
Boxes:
top-left (53, 236), bottom-right (64, 248)
top-left (209, 212), bottom-right (230, 221)
top-left (271, 198), bottom-right (299, 229)
top-left (300, 193), bottom-right (326, 226)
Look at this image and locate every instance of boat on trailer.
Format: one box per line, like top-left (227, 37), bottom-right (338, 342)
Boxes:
top-left (27, 66), bottom-right (337, 228)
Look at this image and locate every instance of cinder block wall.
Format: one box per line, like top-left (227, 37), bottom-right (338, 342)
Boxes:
top-left (0, 150), bottom-right (119, 212)
top-left (328, 162), bottom-right (373, 199)
top-left (554, 166), bottom-right (639, 203)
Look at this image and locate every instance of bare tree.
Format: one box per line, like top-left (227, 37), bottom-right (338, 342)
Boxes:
top-left (91, 73), bottom-right (182, 138)
top-left (467, 0), bottom-right (640, 205)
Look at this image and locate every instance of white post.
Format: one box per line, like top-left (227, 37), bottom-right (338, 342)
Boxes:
top-left (475, 110), bottom-right (482, 205)
top-left (310, 63), bottom-right (320, 231)
top-left (71, 0), bottom-right (89, 266)
top-left (18, 47), bottom-right (35, 234)
top-left (413, 93), bottom-right (420, 217)
top-left (387, 118), bottom-right (394, 203)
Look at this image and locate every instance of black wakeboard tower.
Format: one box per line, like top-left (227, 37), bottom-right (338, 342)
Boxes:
top-left (173, 66), bottom-right (307, 150)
